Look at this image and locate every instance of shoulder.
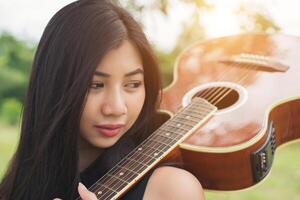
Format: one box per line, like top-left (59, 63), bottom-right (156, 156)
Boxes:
top-left (143, 166), bottom-right (205, 200)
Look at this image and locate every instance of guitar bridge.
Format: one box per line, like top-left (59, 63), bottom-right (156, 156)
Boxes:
top-left (219, 53), bottom-right (289, 72)
top-left (251, 121), bottom-right (276, 183)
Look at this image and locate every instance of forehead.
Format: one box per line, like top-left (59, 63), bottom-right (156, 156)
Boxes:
top-left (95, 40), bottom-right (143, 75)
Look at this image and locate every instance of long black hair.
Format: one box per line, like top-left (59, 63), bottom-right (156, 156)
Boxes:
top-left (0, 0), bottom-right (162, 199)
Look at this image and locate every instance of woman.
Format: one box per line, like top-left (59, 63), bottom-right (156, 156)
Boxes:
top-left (0, 0), bottom-right (205, 199)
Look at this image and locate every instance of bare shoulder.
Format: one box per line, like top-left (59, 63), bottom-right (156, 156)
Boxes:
top-left (143, 166), bottom-right (205, 200)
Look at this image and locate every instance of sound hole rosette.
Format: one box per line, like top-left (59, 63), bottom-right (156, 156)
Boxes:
top-left (182, 81), bottom-right (248, 115)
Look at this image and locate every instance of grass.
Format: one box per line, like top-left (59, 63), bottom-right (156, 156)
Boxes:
top-left (0, 122), bottom-right (299, 199)
top-left (0, 122), bottom-right (20, 178)
top-left (205, 141), bottom-right (300, 200)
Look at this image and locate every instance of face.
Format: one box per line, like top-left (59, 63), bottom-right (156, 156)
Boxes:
top-left (80, 40), bottom-right (145, 149)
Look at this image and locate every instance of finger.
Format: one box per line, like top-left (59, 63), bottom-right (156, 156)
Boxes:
top-left (78, 182), bottom-right (98, 200)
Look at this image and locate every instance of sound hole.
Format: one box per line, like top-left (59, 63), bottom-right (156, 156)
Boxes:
top-left (193, 87), bottom-right (239, 110)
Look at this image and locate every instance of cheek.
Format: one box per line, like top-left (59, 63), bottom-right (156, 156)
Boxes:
top-left (80, 95), bottom-right (97, 131)
top-left (128, 90), bottom-right (145, 118)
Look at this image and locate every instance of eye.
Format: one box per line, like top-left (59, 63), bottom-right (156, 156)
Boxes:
top-left (125, 81), bottom-right (142, 88)
top-left (90, 82), bottom-right (104, 89)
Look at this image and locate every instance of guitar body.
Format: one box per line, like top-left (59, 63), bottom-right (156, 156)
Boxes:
top-left (160, 33), bottom-right (300, 190)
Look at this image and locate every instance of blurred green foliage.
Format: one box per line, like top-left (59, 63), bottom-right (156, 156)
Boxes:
top-left (0, 32), bottom-right (35, 104)
top-left (0, 32), bottom-right (34, 127)
top-left (1, 1), bottom-right (298, 199)
top-left (0, 32), bottom-right (34, 126)
top-left (0, 98), bottom-right (22, 125)
top-left (122, 0), bottom-right (280, 87)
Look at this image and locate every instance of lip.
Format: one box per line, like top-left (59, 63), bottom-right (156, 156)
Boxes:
top-left (95, 124), bottom-right (125, 129)
top-left (94, 124), bottom-right (125, 137)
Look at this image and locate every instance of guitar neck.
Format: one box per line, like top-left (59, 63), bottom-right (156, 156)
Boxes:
top-left (84, 97), bottom-right (217, 200)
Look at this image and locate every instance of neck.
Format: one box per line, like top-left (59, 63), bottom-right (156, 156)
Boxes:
top-left (78, 136), bottom-right (104, 172)
top-left (82, 97), bottom-right (217, 200)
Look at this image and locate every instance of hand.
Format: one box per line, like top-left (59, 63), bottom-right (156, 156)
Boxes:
top-left (53, 182), bottom-right (98, 200)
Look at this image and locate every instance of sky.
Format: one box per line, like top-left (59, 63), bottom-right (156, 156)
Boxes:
top-left (0, 0), bottom-right (300, 52)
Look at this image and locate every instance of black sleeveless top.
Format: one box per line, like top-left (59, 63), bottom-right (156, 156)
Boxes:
top-left (79, 112), bottom-right (181, 200)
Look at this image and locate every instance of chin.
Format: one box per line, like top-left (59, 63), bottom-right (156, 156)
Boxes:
top-left (93, 138), bottom-right (119, 149)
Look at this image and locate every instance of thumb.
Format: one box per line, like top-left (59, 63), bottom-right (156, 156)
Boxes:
top-left (78, 182), bottom-right (98, 200)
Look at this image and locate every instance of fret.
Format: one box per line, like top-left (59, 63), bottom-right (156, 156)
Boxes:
top-left (153, 129), bottom-right (183, 140)
top-left (192, 103), bottom-right (209, 113)
top-left (166, 119), bottom-right (195, 131)
top-left (95, 182), bottom-right (118, 193)
top-left (157, 124), bottom-right (187, 136)
top-left (155, 130), bottom-right (182, 141)
top-left (139, 147), bottom-right (164, 159)
top-left (162, 122), bottom-right (190, 132)
top-left (141, 140), bottom-right (169, 152)
top-left (108, 165), bottom-right (139, 184)
top-left (154, 132), bottom-right (182, 142)
top-left (170, 114), bottom-right (197, 124)
top-left (107, 173), bottom-right (130, 184)
top-left (181, 110), bottom-right (204, 120)
top-left (170, 119), bottom-right (196, 130)
top-left (112, 156), bottom-right (148, 176)
top-left (188, 103), bottom-right (212, 113)
top-left (173, 113), bottom-right (198, 123)
top-left (128, 151), bottom-right (156, 166)
top-left (92, 160), bottom-right (147, 197)
top-left (135, 143), bottom-right (166, 157)
top-left (102, 174), bottom-right (128, 193)
top-left (94, 188), bottom-right (115, 200)
top-left (148, 137), bottom-right (172, 147)
top-left (127, 157), bottom-right (149, 167)
top-left (174, 114), bottom-right (200, 124)
top-left (150, 134), bottom-right (177, 146)
top-left (134, 149), bottom-right (159, 160)
top-left (116, 164), bottom-right (139, 175)
top-left (87, 98), bottom-right (217, 200)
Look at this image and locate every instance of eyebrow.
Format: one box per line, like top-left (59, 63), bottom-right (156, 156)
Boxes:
top-left (94, 68), bottom-right (144, 78)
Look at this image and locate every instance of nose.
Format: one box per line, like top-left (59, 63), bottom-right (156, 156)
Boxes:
top-left (101, 88), bottom-right (127, 117)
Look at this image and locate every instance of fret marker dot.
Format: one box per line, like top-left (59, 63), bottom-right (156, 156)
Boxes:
top-left (154, 152), bottom-right (158, 156)
top-left (138, 147), bottom-right (142, 151)
top-left (185, 115), bottom-right (190, 119)
top-left (177, 123), bottom-right (181, 127)
top-left (98, 191), bottom-right (102, 195)
top-left (119, 172), bottom-right (124, 176)
top-left (165, 133), bottom-right (170, 136)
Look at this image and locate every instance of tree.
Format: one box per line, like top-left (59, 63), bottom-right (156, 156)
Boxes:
top-left (0, 32), bottom-right (35, 104)
top-left (119, 0), bottom-right (280, 87)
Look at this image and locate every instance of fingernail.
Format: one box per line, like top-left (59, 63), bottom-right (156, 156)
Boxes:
top-left (78, 182), bottom-right (88, 191)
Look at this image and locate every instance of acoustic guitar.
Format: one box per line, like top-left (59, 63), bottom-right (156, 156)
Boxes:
top-left (77, 33), bottom-right (300, 199)
top-left (161, 33), bottom-right (300, 191)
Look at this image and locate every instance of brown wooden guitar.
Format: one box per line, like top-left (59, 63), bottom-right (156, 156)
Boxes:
top-left (77, 33), bottom-right (300, 199)
top-left (161, 33), bottom-right (300, 191)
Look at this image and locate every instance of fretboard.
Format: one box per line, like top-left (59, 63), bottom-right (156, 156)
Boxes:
top-left (79, 97), bottom-right (216, 200)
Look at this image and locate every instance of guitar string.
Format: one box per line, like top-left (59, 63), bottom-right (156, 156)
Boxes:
top-left (90, 65), bottom-right (257, 200)
top-left (90, 100), bottom-right (209, 198)
top-left (210, 67), bottom-right (256, 106)
top-left (86, 59), bottom-right (260, 199)
top-left (88, 100), bottom-right (209, 199)
top-left (193, 60), bottom-right (255, 106)
top-left (99, 104), bottom-right (210, 199)
top-left (205, 62), bottom-right (255, 104)
top-left (99, 116), bottom-right (200, 200)
top-left (87, 60), bottom-right (258, 199)
top-left (85, 108), bottom-right (200, 199)
top-left (191, 60), bottom-right (242, 98)
top-left (175, 59), bottom-right (253, 111)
